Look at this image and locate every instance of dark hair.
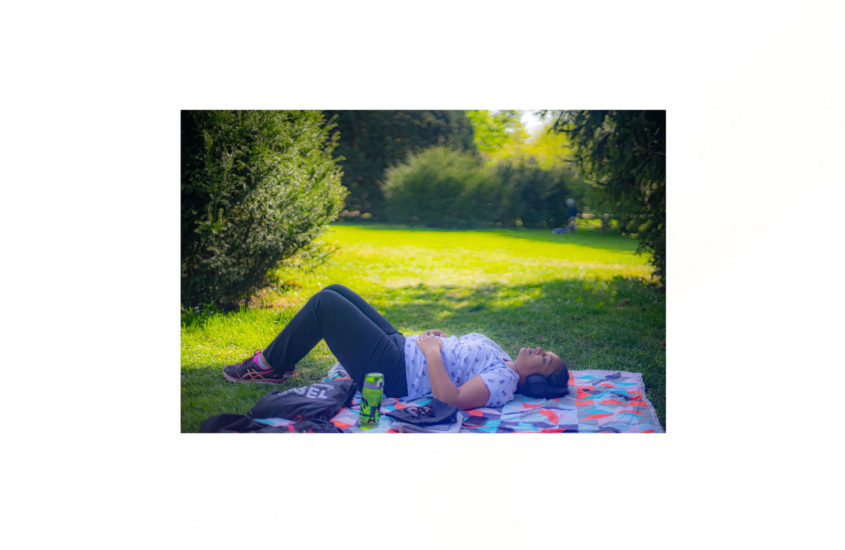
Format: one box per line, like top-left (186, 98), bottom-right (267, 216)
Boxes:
top-left (519, 361), bottom-right (570, 398)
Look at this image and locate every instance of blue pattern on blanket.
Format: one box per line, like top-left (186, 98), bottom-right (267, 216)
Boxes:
top-left (254, 362), bottom-right (663, 433)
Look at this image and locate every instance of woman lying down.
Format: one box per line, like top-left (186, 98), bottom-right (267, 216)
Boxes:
top-left (223, 285), bottom-right (570, 409)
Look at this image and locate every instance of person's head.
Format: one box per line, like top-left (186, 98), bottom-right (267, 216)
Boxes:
top-left (566, 198), bottom-right (575, 206)
top-left (512, 347), bottom-right (563, 380)
top-left (511, 347), bottom-right (570, 398)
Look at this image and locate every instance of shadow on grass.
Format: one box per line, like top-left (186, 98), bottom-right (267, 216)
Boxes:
top-left (332, 221), bottom-right (642, 254)
top-left (488, 228), bottom-right (642, 254)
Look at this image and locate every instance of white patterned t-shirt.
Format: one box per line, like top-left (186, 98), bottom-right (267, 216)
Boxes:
top-left (403, 332), bottom-right (519, 408)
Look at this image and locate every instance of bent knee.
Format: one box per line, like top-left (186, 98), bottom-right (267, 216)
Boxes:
top-left (313, 286), bottom-right (346, 306)
top-left (321, 284), bottom-right (350, 295)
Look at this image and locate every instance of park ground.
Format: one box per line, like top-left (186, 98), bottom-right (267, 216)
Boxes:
top-left (181, 222), bottom-right (666, 432)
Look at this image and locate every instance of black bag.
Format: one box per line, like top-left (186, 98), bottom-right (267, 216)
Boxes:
top-left (199, 413), bottom-right (279, 433)
top-left (199, 414), bottom-right (341, 433)
top-left (198, 378), bottom-right (356, 433)
top-left (385, 399), bottom-right (458, 426)
top-left (248, 378), bottom-right (357, 421)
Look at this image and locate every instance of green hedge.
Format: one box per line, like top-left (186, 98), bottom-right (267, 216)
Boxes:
top-left (383, 147), bottom-right (500, 227)
top-left (382, 148), bottom-right (573, 228)
top-left (492, 156), bottom-right (572, 227)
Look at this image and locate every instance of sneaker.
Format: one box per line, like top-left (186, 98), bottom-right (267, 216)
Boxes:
top-left (222, 351), bottom-right (295, 384)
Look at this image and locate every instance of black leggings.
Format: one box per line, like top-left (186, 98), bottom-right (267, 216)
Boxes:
top-left (263, 285), bottom-right (408, 398)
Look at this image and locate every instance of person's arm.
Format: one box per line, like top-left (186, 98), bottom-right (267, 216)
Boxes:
top-left (417, 333), bottom-right (490, 410)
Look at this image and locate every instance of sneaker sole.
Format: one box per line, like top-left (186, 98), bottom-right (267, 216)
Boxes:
top-left (222, 369), bottom-right (297, 384)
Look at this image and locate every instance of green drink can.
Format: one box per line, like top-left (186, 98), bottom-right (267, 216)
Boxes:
top-left (359, 372), bottom-right (385, 429)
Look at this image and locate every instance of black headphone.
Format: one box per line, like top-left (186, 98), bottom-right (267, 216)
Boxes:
top-left (519, 363), bottom-right (570, 398)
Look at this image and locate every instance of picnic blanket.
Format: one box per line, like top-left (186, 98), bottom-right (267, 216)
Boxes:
top-left (254, 362), bottom-right (664, 433)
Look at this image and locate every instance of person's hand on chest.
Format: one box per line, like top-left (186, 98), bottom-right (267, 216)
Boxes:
top-left (417, 332), bottom-right (443, 355)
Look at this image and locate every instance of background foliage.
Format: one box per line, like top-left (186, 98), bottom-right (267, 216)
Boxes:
top-left (325, 110), bottom-right (476, 218)
top-left (466, 110), bottom-right (525, 156)
top-left (548, 110), bottom-right (666, 282)
top-left (491, 156), bottom-right (573, 228)
top-left (382, 147), bottom-right (576, 229)
top-left (382, 147), bottom-right (499, 227)
top-left (181, 110), bottom-right (347, 310)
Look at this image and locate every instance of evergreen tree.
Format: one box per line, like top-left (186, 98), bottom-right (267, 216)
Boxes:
top-left (181, 110), bottom-right (347, 309)
top-left (549, 110), bottom-right (666, 283)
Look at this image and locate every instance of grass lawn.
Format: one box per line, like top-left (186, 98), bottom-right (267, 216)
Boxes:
top-left (181, 222), bottom-right (666, 432)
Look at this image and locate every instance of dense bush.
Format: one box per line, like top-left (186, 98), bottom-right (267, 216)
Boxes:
top-left (325, 111), bottom-right (477, 218)
top-left (491, 156), bottom-right (572, 227)
top-left (181, 110), bottom-right (347, 310)
top-left (383, 147), bottom-right (500, 227)
top-left (383, 148), bottom-right (574, 228)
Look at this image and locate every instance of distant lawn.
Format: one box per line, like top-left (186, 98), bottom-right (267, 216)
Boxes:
top-left (181, 222), bottom-right (665, 432)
